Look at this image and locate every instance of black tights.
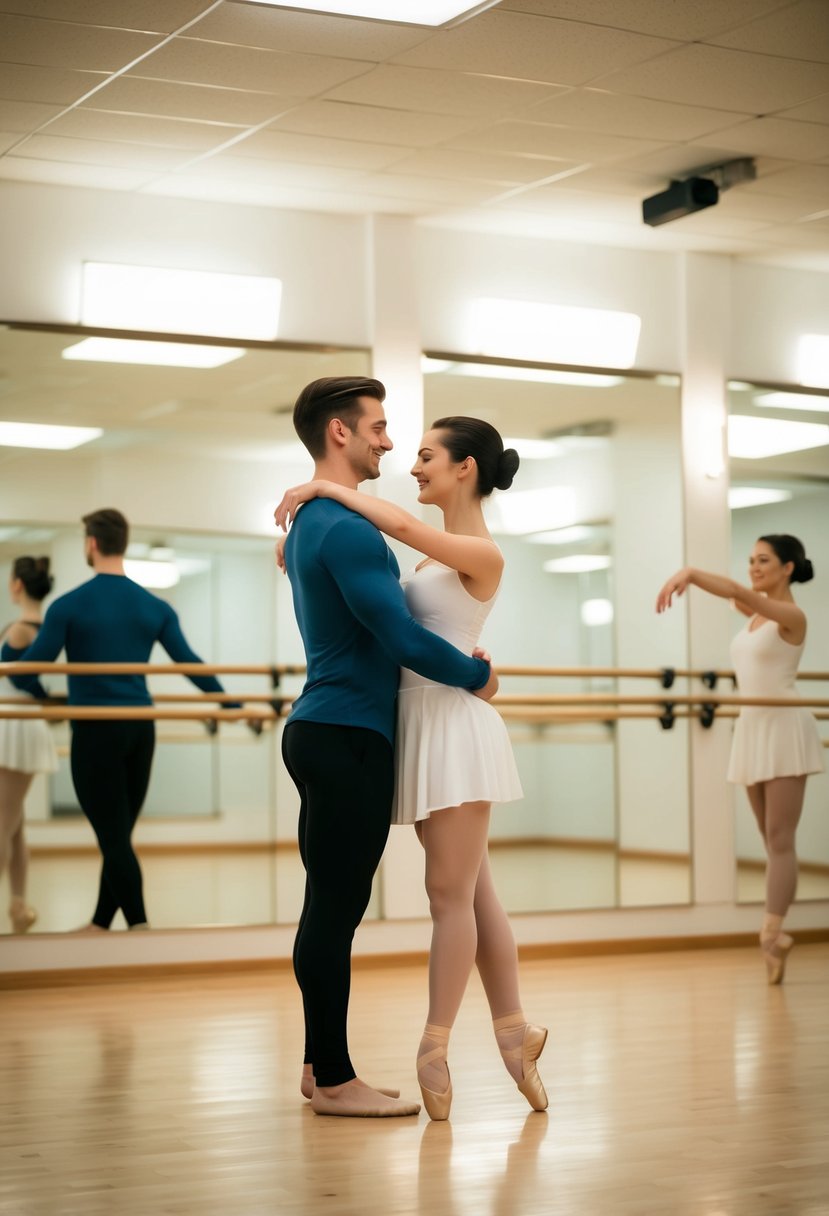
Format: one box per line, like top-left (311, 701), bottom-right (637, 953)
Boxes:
top-left (70, 720), bottom-right (155, 928)
top-left (282, 721), bottom-right (394, 1088)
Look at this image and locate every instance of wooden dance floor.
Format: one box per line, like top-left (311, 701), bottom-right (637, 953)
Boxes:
top-left (2, 945), bottom-right (828, 1215)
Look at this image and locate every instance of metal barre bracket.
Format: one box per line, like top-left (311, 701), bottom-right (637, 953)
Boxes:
top-left (660, 667), bottom-right (675, 689)
top-left (659, 702), bottom-right (675, 730)
top-left (701, 671), bottom-right (718, 690)
top-left (699, 703), bottom-right (716, 729)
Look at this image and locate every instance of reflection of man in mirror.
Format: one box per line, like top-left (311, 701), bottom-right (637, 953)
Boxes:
top-left (5, 508), bottom-right (238, 932)
top-left (279, 376), bottom-right (496, 1118)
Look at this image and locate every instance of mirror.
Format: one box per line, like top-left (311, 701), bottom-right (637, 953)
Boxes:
top-left (0, 322), bottom-right (370, 932)
top-left (421, 358), bottom-right (690, 912)
top-left (727, 380), bottom-right (829, 903)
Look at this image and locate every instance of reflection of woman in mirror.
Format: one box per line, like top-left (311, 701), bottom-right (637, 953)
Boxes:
top-left (276, 417), bottom-right (548, 1120)
top-left (656, 534), bottom-right (823, 984)
top-left (0, 557), bottom-right (58, 933)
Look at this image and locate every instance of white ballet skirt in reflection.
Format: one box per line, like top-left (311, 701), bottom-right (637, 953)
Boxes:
top-left (391, 561), bottom-right (523, 825)
top-left (0, 675), bottom-right (58, 775)
top-left (727, 618), bottom-right (824, 786)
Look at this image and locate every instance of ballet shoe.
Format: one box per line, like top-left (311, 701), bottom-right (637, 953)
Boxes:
top-left (494, 1016), bottom-right (549, 1112)
top-left (761, 932), bottom-right (793, 986)
top-left (417, 1026), bottom-right (452, 1122)
top-left (9, 902), bottom-right (37, 934)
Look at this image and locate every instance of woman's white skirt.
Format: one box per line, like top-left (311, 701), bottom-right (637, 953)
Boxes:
top-left (392, 685), bottom-right (523, 825)
top-left (727, 706), bottom-right (825, 785)
top-left (0, 717), bottom-right (59, 775)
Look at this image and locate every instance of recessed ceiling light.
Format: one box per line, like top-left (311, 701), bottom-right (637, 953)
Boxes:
top-left (543, 555), bottom-right (612, 574)
top-left (467, 298), bottom-right (641, 368)
top-left (0, 421), bottom-right (103, 450)
top-left (581, 598), bottom-right (614, 626)
top-left (243, 1), bottom-right (499, 25)
top-left (728, 486), bottom-right (793, 509)
top-left (81, 262), bottom-right (282, 341)
top-left (754, 391), bottom-right (829, 413)
top-left (727, 415), bottom-right (829, 459)
top-left (443, 363), bottom-right (624, 388)
top-left (62, 338), bottom-right (244, 368)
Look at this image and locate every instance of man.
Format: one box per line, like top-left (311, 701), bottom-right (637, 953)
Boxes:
top-left (280, 376), bottom-right (496, 1118)
top-left (6, 508), bottom-right (237, 931)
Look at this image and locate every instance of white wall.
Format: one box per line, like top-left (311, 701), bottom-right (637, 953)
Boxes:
top-left (730, 264), bottom-right (829, 385)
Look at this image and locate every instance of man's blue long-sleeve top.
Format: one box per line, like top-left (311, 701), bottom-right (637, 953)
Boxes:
top-left (1, 573), bottom-right (234, 706)
top-left (284, 499), bottom-right (490, 746)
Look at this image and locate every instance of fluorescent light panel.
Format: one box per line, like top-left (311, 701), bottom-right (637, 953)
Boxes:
top-left (544, 555), bottom-right (612, 574)
top-left (125, 559), bottom-right (179, 589)
top-left (503, 437), bottom-right (563, 459)
top-left (81, 262), bottom-right (282, 341)
top-left (581, 598), bottom-right (614, 626)
top-left (728, 487), bottom-right (793, 510)
top-left (243, 1), bottom-right (498, 25)
top-left (485, 486), bottom-right (576, 536)
top-left (0, 421), bottom-right (103, 450)
top-left (62, 337), bottom-right (244, 368)
top-left (798, 334), bottom-right (829, 388)
top-left (728, 415), bottom-right (829, 459)
top-left (526, 526), bottom-right (598, 546)
top-left (754, 391), bottom-right (829, 413)
top-left (468, 298), bottom-right (641, 368)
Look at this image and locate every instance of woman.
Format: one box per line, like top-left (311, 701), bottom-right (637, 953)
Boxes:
top-left (276, 416), bottom-right (547, 1120)
top-left (656, 535), bottom-right (823, 984)
top-left (0, 556), bottom-right (58, 933)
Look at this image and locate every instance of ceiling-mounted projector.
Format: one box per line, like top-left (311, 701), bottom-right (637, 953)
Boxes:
top-left (642, 177), bottom-right (719, 226)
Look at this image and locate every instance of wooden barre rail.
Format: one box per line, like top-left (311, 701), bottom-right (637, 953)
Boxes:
top-left (2, 661), bottom-right (828, 682)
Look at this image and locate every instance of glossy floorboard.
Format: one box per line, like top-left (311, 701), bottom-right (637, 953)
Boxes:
top-left (2, 946), bottom-right (828, 1215)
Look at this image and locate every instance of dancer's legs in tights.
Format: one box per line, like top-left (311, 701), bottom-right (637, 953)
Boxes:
top-left (0, 768), bottom-right (34, 915)
top-left (416, 801), bottom-right (490, 1092)
top-left (746, 776), bottom-right (806, 939)
top-left (283, 722), bottom-right (419, 1116)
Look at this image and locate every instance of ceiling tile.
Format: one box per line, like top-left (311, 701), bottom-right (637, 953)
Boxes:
top-left (391, 11), bottom-right (679, 86)
top-left (706, 0), bottom-right (829, 64)
top-left (0, 131), bottom-right (19, 153)
top-left (775, 93), bottom-right (829, 123)
top-left (133, 36), bottom-right (373, 95)
top-left (385, 147), bottom-right (579, 186)
top-left (354, 171), bottom-right (507, 205)
top-left (0, 2), bottom-right (215, 32)
top-left (188, 4), bottom-right (432, 60)
top-left (14, 133), bottom-right (199, 171)
top-left (447, 120), bottom-right (668, 161)
top-left (689, 116), bottom-right (829, 160)
top-left (170, 153), bottom-right (366, 191)
top-left (142, 172), bottom-right (437, 214)
top-left (45, 108), bottom-right (246, 150)
top-left (0, 13), bottom-right (163, 72)
top-left (664, 211), bottom-right (770, 237)
top-left (551, 165), bottom-right (667, 195)
top-left (494, 1), bottom-right (793, 42)
top-left (0, 98), bottom-right (64, 132)
top-left (0, 63), bottom-right (108, 105)
top-left (621, 144), bottom-right (790, 178)
top-left (750, 221), bottom-right (829, 247)
top-left (223, 127), bottom-right (407, 172)
top-left (717, 189), bottom-right (829, 222)
top-left (268, 100), bottom-right (480, 147)
top-left (326, 64), bottom-right (565, 119)
top-left (743, 162), bottom-right (829, 196)
top-left (492, 184), bottom-right (643, 224)
top-left (0, 154), bottom-right (155, 190)
top-left (523, 87), bottom-right (751, 141)
top-left (86, 75), bottom-right (299, 126)
top-left (597, 43), bottom-right (829, 113)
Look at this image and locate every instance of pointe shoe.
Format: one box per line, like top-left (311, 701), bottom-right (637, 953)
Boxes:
top-left (494, 1016), bottom-right (549, 1112)
top-left (417, 1026), bottom-right (452, 1121)
top-left (9, 902), bottom-right (37, 934)
top-left (762, 932), bottom-right (793, 986)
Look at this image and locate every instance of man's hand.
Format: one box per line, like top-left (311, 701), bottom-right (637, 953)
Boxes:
top-left (471, 647), bottom-right (498, 701)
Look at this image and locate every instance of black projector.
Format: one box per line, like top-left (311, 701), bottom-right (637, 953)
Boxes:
top-left (642, 176), bottom-right (719, 227)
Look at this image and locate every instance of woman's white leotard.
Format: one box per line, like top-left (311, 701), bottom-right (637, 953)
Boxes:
top-left (392, 562), bottom-right (523, 824)
top-left (727, 618), bottom-right (824, 786)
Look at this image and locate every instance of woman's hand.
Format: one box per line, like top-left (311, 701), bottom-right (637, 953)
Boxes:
top-left (274, 481), bottom-right (330, 532)
top-left (656, 568), bottom-right (693, 613)
top-left (275, 535), bottom-right (287, 574)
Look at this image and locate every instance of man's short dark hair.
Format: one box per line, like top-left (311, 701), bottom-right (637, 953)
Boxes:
top-left (293, 376), bottom-right (386, 459)
top-left (82, 508), bottom-right (129, 556)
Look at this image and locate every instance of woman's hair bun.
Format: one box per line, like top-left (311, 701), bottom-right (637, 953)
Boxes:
top-left (13, 555), bottom-right (54, 602)
top-left (793, 557), bottom-right (814, 584)
top-left (494, 448), bottom-right (520, 491)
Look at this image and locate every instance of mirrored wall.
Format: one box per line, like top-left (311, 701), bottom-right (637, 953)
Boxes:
top-left (727, 379), bottom-right (829, 903)
top-left (1, 323), bottom-right (695, 934)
